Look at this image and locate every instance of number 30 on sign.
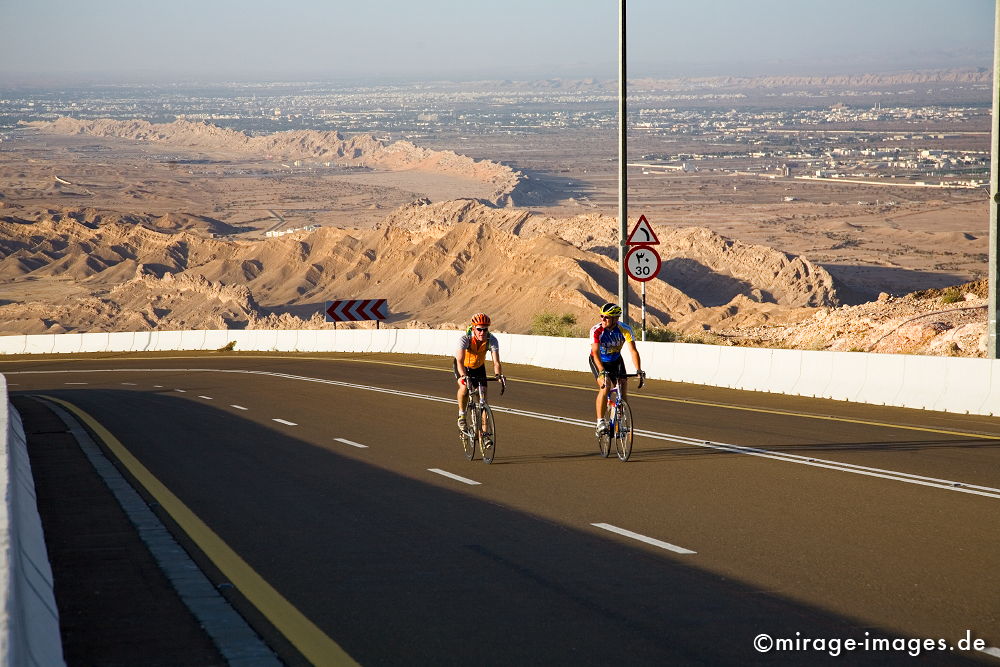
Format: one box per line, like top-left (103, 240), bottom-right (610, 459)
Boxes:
top-left (625, 245), bottom-right (661, 282)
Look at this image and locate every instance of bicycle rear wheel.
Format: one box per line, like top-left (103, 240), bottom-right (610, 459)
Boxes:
top-left (614, 400), bottom-right (633, 462)
top-left (462, 403), bottom-right (477, 460)
top-left (479, 404), bottom-right (496, 464)
top-left (598, 403), bottom-right (613, 458)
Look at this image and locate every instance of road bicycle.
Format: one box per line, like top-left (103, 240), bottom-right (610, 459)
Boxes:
top-left (460, 375), bottom-right (505, 464)
top-left (597, 372), bottom-right (643, 462)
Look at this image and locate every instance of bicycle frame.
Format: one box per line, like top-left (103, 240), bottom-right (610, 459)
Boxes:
top-left (460, 375), bottom-right (504, 464)
top-left (597, 372), bottom-right (641, 462)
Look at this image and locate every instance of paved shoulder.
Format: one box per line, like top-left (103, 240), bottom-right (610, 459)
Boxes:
top-left (14, 395), bottom-right (229, 667)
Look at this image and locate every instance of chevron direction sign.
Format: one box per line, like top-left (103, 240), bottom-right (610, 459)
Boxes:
top-left (325, 299), bottom-right (388, 322)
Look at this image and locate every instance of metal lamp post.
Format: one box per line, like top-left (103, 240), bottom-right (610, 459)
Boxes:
top-left (618, 0), bottom-right (629, 324)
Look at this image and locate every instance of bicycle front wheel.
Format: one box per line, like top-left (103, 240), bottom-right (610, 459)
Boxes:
top-left (598, 403), bottom-right (613, 458)
top-left (614, 400), bottom-right (633, 462)
top-left (479, 404), bottom-right (496, 464)
top-left (462, 403), bottom-right (477, 460)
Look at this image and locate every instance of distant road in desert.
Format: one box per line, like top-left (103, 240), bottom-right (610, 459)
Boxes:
top-left (7, 353), bottom-right (999, 664)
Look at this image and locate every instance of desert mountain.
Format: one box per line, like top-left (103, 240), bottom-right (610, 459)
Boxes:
top-left (0, 198), bottom-right (984, 355)
top-left (27, 118), bottom-right (525, 206)
top-left (717, 280), bottom-right (988, 356)
top-left (0, 199), bottom-right (840, 336)
top-left (381, 200), bottom-right (840, 308)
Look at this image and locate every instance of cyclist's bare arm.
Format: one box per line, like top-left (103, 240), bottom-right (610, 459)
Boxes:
top-left (591, 342), bottom-right (608, 388)
top-left (627, 340), bottom-right (641, 375)
top-left (626, 340), bottom-right (646, 388)
top-left (492, 349), bottom-right (503, 378)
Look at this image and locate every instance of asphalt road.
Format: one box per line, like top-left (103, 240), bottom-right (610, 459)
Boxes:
top-left (6, 351), bottom-right (1000, 666)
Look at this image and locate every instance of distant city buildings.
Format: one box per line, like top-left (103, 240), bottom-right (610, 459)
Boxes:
top-left (265, 224), bottom-right (319, 238)
top-left (0, 81), bottom-right (989, 190)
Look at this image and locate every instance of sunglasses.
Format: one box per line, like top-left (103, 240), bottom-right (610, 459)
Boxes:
top-left (600, 316), bottom-right (617, 321)
top-left (475, 327), bottom-right (489, 332)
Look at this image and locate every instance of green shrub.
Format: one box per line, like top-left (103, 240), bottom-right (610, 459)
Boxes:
top-left (640, 327), bottom-right (729, 345)
top-left (643, 327), bottom-right (679, 342)
top-left (529, 312), bottom-right (583, 337)
top-left (940, 288), bottom-right (963, 304)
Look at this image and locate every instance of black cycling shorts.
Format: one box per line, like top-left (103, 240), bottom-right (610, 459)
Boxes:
top-left (453, 359), bottom-right (488, 386)
top-left (589, 356), bottom-right (626, 382)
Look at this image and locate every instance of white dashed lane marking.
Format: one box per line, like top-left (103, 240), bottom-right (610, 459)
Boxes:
top-left (272, 419), bottom-right (298, 426)
top-left (428, 469), bottom-right (480, 486)
top-left (591, 523), bottom-right (696, 555)
top-left (334, 438), bottom-right (368, 449)
top-left (231, 405), bottom-right (248, 411)
top-left (198, 396), bottom-right (213, 400)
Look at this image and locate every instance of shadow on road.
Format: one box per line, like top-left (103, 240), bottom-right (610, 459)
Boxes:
top-left (19, 388), bottom-right (988, 666)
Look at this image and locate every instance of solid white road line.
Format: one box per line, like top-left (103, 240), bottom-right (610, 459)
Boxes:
top-left (334, 438), bottom-right (368, 449)
top-left (19, 367), bottom-right (1000, 500)
top-left (231, 405), bottom-right (248, 411)
top-left (591, 523), bottom-right (696, 555)
top-left (272, 418), bottom-right (297, 426)
top-left (428, 468), bottom-right (481, 486)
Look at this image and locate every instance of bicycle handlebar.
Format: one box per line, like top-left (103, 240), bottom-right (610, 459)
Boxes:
top-left (600, 371), bottom-right (645, 389)
top-left (461, 374), bottom-right (507, 395)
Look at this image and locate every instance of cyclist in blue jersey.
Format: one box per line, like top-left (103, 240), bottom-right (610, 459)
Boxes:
top-left (589, 303), bottom-right (644, 436)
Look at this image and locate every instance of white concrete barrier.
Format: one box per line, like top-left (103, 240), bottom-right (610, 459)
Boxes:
top-left (856, 353), bottom-right (906, 407)
top-left (794, 350), bottom-right (836, 399)
top-left (767, 348), bottom-right (803, 396)
top-left (0, 377), bottom-right (66, 666)
top-left (0, 330), bottom-right (997, 416)
top-left (80, 332), bottom-right (112, 354)
top-left (931, 356), bottom-right (989, 414)
top-left (50, 334), bottom-right (84, 356)
top-left (22, 335), bottom-right (57, 356)
top-left (713, 346), bottom-right (750, 389)
top-left (152, 330), bottom-right (185, 351)
top-left (978, 362), bottom-right (1000, 416)
top-left (895, 354), bottom-right (948, 411)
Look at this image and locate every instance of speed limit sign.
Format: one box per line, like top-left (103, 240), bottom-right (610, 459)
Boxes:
top-left (625, 245), bottom-right (661, 282)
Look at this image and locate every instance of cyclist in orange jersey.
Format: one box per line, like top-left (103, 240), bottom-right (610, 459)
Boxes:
top-left (454, 313), bottom-right (503, 431)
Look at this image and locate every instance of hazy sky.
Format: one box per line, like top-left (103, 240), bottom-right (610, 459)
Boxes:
top-left (0, 0), bottom-right (994, 83)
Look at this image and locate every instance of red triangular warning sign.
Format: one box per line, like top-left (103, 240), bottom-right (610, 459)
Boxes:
top-left (626, 215), bottom-right (660, 246)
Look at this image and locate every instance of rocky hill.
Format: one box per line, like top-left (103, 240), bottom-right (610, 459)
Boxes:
top-left (0, 197), bottom-right (986, 356)
top-left (718, 280), bottom-right (988, 356)
top-left (26, 118), bottom-right (525, 206)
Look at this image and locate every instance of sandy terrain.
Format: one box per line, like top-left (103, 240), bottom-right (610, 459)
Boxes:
top-left (0, 119), bottom-right (989, 356)
top-left (425, 129), bottom-right (989, 302)
top-left (1, 131), bottom-right (504, 234)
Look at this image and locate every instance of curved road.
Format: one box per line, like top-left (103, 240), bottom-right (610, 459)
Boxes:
top-left (6, 351), bottom-right (1000, 665)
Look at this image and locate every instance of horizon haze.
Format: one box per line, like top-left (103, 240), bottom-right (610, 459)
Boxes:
top-left (0, 0), bottom-right (994, 85)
